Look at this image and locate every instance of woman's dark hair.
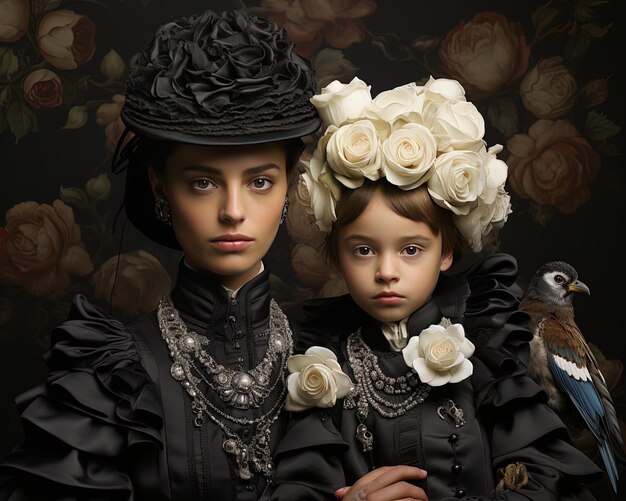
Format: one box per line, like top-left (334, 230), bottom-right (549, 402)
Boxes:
top-left (325, 180), bottom-right (463, 269)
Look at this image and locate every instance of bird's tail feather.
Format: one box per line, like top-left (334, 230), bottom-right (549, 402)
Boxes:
top-left (598, 438), bottom-right (619, 494)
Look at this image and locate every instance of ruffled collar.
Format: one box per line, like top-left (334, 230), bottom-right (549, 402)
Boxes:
top-left (169, 259), bottom-right (271, 329)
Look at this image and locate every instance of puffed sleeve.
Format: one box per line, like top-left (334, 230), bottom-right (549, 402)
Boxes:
top-left (0, 294), bottom-right (163, 501)
top-left (462, 254), bottom-right (602, 501)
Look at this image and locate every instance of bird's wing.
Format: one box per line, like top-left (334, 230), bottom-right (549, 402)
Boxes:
top-left (541, 318), bottom-right (623, 489)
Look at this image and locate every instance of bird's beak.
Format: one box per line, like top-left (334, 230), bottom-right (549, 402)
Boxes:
top-left (568, 280), bottom-right (590, 295)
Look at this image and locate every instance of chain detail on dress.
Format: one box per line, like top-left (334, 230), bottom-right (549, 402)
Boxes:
top-left (157, 296), bottom-right (294, 480)
top-left (344, 329), bottom-right (430, 453)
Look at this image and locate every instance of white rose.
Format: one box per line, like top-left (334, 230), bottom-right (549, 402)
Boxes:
top-left (286, 346), bottom-right (353, 411)
top-left (402, 320), bottom-right (474, 387)
top-left (326, 120), bottom-right (387, 188)
top-left (365, 82), bottom-right (425, 124)
top-left (455, 187), bottom-right (512, 252)
top-left (299, 170), bottom-right (338, 233)
top-left (425, 99), bottom-right (485, 152)
top-left (478, 144), bottom-right (508, 204)
top-left (310, 77), bottom-right (372, 128)
top-left (382, 123), bottom-right (437, 190)
top-left (427, 150), bottom-right (486, 215)
top-left (423, 76), bottom-right (467, 102)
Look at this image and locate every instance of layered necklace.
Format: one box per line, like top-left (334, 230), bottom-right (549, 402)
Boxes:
top-left (344, 328), bottom-right (430, 453)
top-left (157, 296), bottom-right (293, 480)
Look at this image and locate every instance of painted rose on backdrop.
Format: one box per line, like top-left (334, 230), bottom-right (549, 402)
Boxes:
top-left (22, 69), bottom-right (63, 109)
top-left (92, 250), bottom-right (172, 315)
top-left (259, 0), bottom-right (377, 57)
top-left (37, 9), bottom-right (96, 70)
top-left (506, 120), bottom-right (600, 214)
top-left (291, 244), bottom-right (331, 286)
top-left (520, 57), bottom-right (577, 119)
top-left (439, 12), bottom-right (530, 100)
top-left (0, 200), bottom-right (94, 296)
top-left (0, 0), bottom-right (30, 43)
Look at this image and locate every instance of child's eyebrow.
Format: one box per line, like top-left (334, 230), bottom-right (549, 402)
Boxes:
top-left (342, 234), bottom-right (434, 243)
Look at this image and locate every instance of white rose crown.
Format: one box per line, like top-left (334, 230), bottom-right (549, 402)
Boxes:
top-left (300, 76), bottom-right (512, 252)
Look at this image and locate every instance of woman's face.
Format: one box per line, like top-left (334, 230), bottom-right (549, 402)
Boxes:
top-left (150, 142), bottom-right (288, 290)
top-left (337, 194), bottom-right (453, 323)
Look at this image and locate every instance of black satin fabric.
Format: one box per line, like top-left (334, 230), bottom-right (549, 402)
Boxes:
top-left (0, 261), bottom-right (289, 500)
top-left (271, 253), bottom-right (603, 501)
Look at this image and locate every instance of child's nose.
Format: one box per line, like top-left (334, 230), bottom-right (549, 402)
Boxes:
top-left (375, 255), bottom-right (400, 283)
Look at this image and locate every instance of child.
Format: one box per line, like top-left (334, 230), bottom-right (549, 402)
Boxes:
top-left (0, 9), bottom-right (319, 500)
top-left (270, 77), bottom-right (602, 500)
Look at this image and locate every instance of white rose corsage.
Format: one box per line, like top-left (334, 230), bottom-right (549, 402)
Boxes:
top-left (285, 346), bottom-right (353, 411)
top-left (402, 318), bottom-right (475, 387)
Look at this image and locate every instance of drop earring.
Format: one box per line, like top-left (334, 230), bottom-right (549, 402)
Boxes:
top-left (280, 196), bottom-right (289, 225)
top-left (155, 198), bottom-right (172, 226)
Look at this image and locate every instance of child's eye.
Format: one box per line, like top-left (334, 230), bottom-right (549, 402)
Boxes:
top-left (250, 177), bottom-right (273, 192)
top-left (401, 245), bottom-right (421, 256)
top-left (354, 246), bottom-right (373, 256)
top-left (192, 178), bottom-right (215, 191)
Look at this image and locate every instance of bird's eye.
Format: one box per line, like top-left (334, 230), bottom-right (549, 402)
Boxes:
top-left (554, 274), bottom-right (565, 284)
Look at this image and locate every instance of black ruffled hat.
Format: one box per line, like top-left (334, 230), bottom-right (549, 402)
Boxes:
top-left (113, 8), bottom-right (320, 248)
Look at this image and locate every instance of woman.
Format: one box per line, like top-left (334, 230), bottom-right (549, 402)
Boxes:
top-left (0, 8), bottom-right (320, 500)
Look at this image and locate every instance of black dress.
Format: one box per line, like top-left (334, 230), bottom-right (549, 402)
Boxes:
top-left (271, 253), bottom-right (603, 500)
top-left (0, 261), bottom-right (292, 500)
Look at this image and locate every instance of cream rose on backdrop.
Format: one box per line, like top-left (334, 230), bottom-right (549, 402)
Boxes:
top-left (37, 10), bottom-right (96, 70)
top-left (382, 123), bottom-right (437, 189)
top-left (402, 320), bottom-right (475, 387)
top-left (506, 119), bottom-right (600, 213)
top-left (439, 12), bottom-right (530, 99)
top-left (286, 176), bottom-right (327, 249)
top-left (0, 0), bottom-right (30, 43)
top-left (286, 346), bottom-right (353, 411)
top-left (325, 119), bottom-right (387, 188)
top-left (310, 77), bottom-right (372, 128)
top-left (291, 244), bottom-right (331, 286)
top-left (428, 150), bottom-right (486, 215)
top-left (92, 250), bottom-right (172, 315)
top-left (0, 200), bottom-right (93, 296)
top-left (520, 57), bottom-right (577, 119)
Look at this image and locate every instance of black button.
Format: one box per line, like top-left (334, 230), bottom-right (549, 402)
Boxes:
top-left (237, 357), bottom-right (244, 363)
top-left (245, 484), bottom-right (254, 491)
top-left (233, 342), bottom-right (240, 349)
top-left (455, 489), bottom-right (466, 498)
top-left (451, 463), bottom-right (462, 473)
top-left (242, 429), bottom-right (251, 439)
top-left (448, 433), bottom-right (459, 443)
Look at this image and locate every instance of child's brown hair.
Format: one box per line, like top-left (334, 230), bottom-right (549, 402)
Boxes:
top-left (324, 180), bottom-right (463, 269)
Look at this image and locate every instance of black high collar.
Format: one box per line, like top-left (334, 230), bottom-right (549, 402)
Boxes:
top-left (169, 260), bottom-right (271, 332)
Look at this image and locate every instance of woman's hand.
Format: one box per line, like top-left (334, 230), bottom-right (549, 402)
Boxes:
top-left (334, 465), bottom-right (428, 501)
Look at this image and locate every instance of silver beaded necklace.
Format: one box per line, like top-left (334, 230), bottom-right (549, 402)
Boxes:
top-left (157, 296), bottom-right (294, 480)
top-left (344, 328), bottom-right (431, 452)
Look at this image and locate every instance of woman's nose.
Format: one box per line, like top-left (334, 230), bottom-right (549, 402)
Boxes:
top-left (219, 187), bottom-right (245, 224)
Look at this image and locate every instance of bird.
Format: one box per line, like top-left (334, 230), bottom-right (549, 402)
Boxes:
top-left (519, 260), bottom-right (624, 494)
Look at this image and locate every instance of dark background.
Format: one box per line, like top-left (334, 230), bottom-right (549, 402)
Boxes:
top-left (1, 0), bottom-right (624, 497)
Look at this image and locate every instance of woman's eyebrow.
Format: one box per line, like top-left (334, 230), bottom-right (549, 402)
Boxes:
top-left (181, 163), bottom-right (280, 176)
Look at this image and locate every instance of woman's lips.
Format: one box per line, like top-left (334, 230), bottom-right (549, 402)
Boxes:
top-left (210, 234), bottom-right (253, 252)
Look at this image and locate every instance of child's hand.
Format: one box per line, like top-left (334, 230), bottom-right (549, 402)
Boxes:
top-left (334, 465), bottom-right (428, 501)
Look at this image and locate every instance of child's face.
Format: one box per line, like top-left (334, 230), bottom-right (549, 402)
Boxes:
top-left (149, 142), bottom-right (288, 290)
top-left (337, 194), bottom-right (453, 323)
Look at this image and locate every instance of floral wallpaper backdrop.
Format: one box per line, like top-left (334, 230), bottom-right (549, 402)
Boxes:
top-left (1, 0), bottom-right (624, 496)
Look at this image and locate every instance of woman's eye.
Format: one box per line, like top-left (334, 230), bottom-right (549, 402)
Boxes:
top-left (192, 178), bottom-right (214, 191)
top-left (402, 245), bottom-right (420, 256)
top-left (554, 274), bottom-right (565, 284)
top-left (250, 177), bottom-right (273, 191)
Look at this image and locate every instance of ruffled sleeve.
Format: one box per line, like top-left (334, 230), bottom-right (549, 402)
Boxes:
top-left (0, 294), bottom-right (163, 501)
top-left (464, 254), bottom-right (602, 500)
